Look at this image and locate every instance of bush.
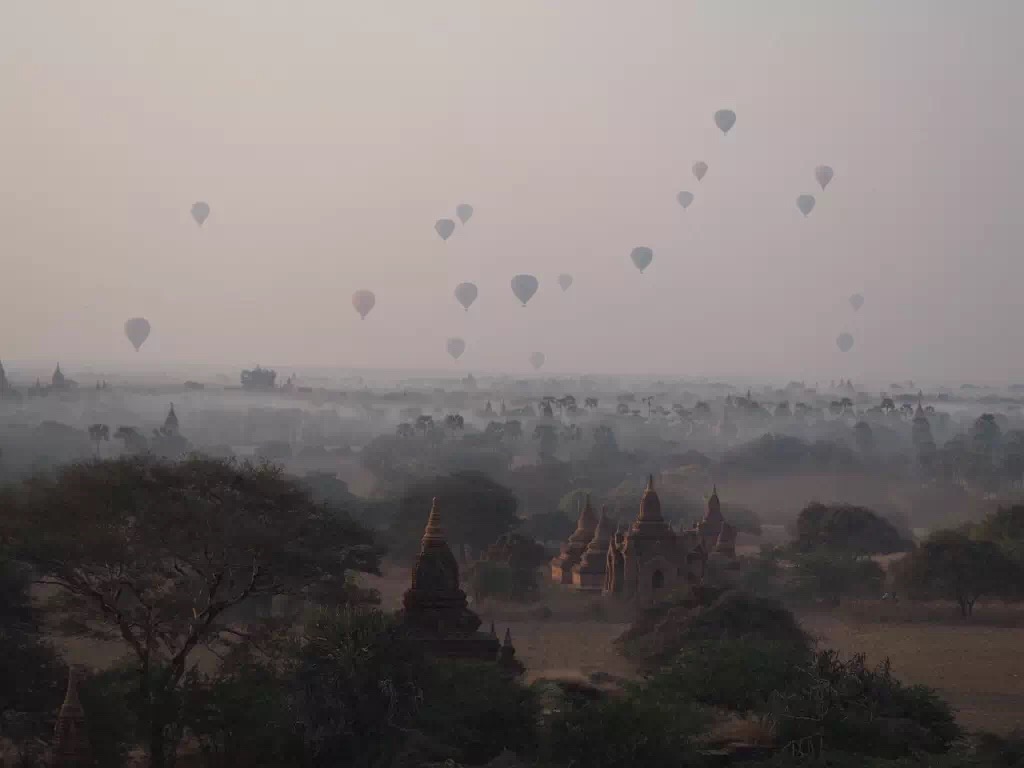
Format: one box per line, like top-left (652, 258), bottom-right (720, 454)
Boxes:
top-left (617, 590), bottom-right (811, 672)
top-left (540, 681), bottom-right (707, 768)
top-left (413, 660), bottom-right (538, 766)
top-left (770, 650), bottom-right (961, 760)
top-left (648, 636), bottom-right (809, 713)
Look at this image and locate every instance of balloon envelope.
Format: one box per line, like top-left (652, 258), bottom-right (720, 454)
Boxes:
top-left (435, 218), bottom-right (456, 241)
top-left (454, 282), bottom-right (478, 311)
top-left (352, 290), bottom-right (376, 319)
top-left (796, 195), bottom-right (816, 217)
top-left (455, 204), bottom-right (474, 224)
top-left (836, 332), bottom-right (855, 353)
top-left (815, 165), bottom-right (834, 190)
top-left (714, 109), bottom-right (736, 135)
top-left (676, 191), bottom-right (694, 209)
top-left (530, 352), bottom-right (545, 370)
top-left (124, 317), bottom-right (151, 351)
top-left (693, 161), bottom-right (708, 181)
top-left (849, 293), bottom-right (864, 311)
top-left (447, 337), bottom-right (466, 360)
top-left (630, 247), bottom-right (654, 273)
top-left (558, 274), bottom-right (573, 291)
top-left (510, 274), bottom-right (539, 306)
top-left (191, 201), bottom-right (210, 227)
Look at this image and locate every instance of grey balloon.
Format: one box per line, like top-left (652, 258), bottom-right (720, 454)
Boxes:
top-left (511, 274), bottom-right (539, 306)
top-left (714, 109), bottom-right (737, 135)
top-left (558, 273), bottom-right (573, 292)
top-left (676, 191), bottom-right (694, 209)
top-left (849, 293), bottom-right (864, 311)
top-left (630, 246), bottom-right (654, 274)
top-left (124, 317), bottom-right (151, 351)
top-left (447, 337), bottom-right (466, 360)
top-left (796, 194), bottom-right (816, 217)
top-left (815, 165), bottom-right (834, 191)
top-left (693, 161), bottom-right (708, 181)
top-left (836, 332), bottom-right (855, 353)
top-left (454, 282), bottom-right (478, 311)
top-left (530, 351), bottom-right (545, 370)
top-left (456, 204), bottom-right (474, 224)
top-left (352, 289), bottom-right (376, 320)
top-left (191, 201), bottom-right (210, 227)
top-left (435, 218), bottom-right (456, 241)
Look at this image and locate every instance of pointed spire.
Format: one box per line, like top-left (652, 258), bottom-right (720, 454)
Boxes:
top-left (422, 497), bottom-right (444, 544)
top-left (646, 474), bottom-right (654, 491)
top-left (489, 621), bottom-right (497, 639)
top-left (503, 627), bottom-right (513, 648)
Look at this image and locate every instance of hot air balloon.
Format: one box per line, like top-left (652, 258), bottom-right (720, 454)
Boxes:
top-left (454, 282), bottom-right (478, 311)
top-left (630, 247), bottom-right (653, 274)
top-left (796, 195), bottom-right (816, 217)
top-left (435, 218), bottom-right (456, 241)
top-left (456, 204), bottom-right (474, 224)
top-left (530, 352), bottom-right (545, 370)
top-left (849, 293), bottom-right (864, 311)
top-left (124, 317), bottom-right (151, 351)
top-left (558, 274), bottom-right (573, 292)
top-left (352, 290), bottom-right (376, 320)
top-left (511, 274), bottom-right (539, 306)
top-left (677, 191), bottom-right (694, 209)
top-left (815, 165), bottom-right (834, 191)
top-left (714, 109), bottom-right (737, 135)
top-left (447, 337), bottom-right (466, 360)
top-left (191, 202), bottom-right (210, 227)
top-left (836, 332), bottom-right (854, 353)
top-left (693, 161), bottom-right (708, 181)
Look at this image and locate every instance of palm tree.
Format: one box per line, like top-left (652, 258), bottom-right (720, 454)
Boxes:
top-left (87, 423), bottom-right (109, 457)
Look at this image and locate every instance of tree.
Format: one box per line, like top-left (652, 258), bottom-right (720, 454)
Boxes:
top-left (790, 552), bottom-right (885, 606)
top-left (240, 366), bottom-right (277, 391)
top-left (973, 504), bottom-right (1024, 566)
top-left (584, 397), bottom-right (599, 410)
top-left (503, 420), bottom-right (523, 441)
top-left (388, 471), bottom-right (520, 561)
top-left (533, 424), bottom-right (559, 460)
top-left (395, 423), bottom-right (415, 439)
top-left (0, 551), bottom-right (66, 754)
top-left (793, 502), bottom-right (913, 556)
top-left (902, 530), bottom-right (1019, 616)
top-left (289, 608), bottom-right (425, 768)
top-left (2, 456), bottom-right (381, 768)
top-left (444, 413), bottom-right (465, 436)
top-left (87, 423), bottom-right (109, 457)
top-left (115, 426), bottom-right (149, 454)
top-left (415, 414), bottom-right (435, 439)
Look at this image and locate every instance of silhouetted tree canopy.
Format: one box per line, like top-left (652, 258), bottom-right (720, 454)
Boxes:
top-left (388, 471), bottom-right (520, 561)
top-left (793, 502), bottom-right (914, 555)
top-left (1, 456), bottom-right (381, 768)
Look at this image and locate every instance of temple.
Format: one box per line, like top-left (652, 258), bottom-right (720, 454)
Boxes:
top-left (52, 666), bottom-right (91, 768)
top-left (549, 495), bottom-right (598, 584)
top-left (550, 476), bottom-right (738, 605)
top-left (400, 497), bottom-right (510, 664)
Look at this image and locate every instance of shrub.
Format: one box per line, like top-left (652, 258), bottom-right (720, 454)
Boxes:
top-left (793, 503), bottom-right (914, 555)
top-left (465, 560), bottom-right (540, 603)
top-left (770, 650), bottom-right (961, 760)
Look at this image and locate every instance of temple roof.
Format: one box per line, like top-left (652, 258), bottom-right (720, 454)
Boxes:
top-left (705, 486), bottom-right (722, 523)
top-left (637, 475), bottom-right (662, 522)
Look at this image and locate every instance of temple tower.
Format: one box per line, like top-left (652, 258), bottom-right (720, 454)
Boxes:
top-left (52, 666), bottom-right (91, 768)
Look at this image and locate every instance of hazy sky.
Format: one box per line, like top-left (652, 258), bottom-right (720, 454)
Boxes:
top-left (3, 1), bottom-right (1022, 384)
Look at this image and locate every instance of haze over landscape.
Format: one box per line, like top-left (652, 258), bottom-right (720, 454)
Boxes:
top-left (3, 1), bottom-right (1022, 383)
